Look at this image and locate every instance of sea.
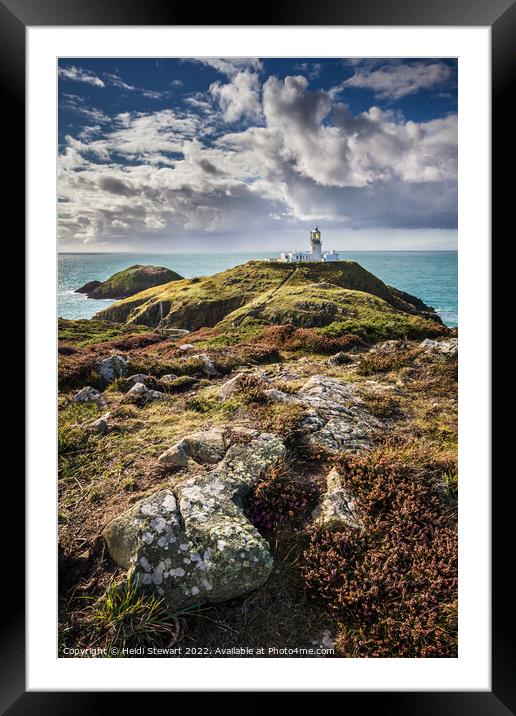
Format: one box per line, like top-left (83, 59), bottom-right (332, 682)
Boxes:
top-left (58, 251), bottom-right (458, 328)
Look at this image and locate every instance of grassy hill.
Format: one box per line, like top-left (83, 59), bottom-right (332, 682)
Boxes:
top-left (94, 260), bottom-right (444, 340)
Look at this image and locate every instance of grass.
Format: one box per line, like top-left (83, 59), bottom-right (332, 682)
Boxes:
top-left (84, 577), bottom-right (187, 652)
top-left (58, 318), bottom-right (152, 347)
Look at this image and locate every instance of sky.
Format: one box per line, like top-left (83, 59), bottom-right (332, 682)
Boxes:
top-left (58, 58), bottom-right (458, 252)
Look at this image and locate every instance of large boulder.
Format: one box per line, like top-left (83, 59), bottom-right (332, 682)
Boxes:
top-left (103, 432), bottom-right (286, 609)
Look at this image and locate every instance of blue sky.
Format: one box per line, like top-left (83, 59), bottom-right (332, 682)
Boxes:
top-left (58, 58), bottom-right (458, 252)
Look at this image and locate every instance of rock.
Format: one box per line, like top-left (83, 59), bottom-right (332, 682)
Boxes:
top-left (73, 386), bottom-right (106, 407)
top-left (216, 372), bottom-right (270, 401)
top-left (179, 344), bottom-right (194, 351)
top-left (160, 374), bottom-right (178, 383)
top-left (158, 427), bottom-right (226, 468)
top-left (312, 467), bottom-right (361, 529)
top-left (420, 337), bottom-right (458, 356)
top-left (87, 412), bottom-right (111, 434)
top-left (103, 432), bottom-right (286, 609)
top-left (311, 628), bottom-right (336, 650)
top-left (192, 353), bottom-right (219, 377)
top-left (179, 428), bottom-right (226, 464)
top-left (123, 382), bottom-right (168, 405)
top-left (157, 445), bottom-right (190, 468)
top-left (266, 375), bottom-right (382, 453)
top-left (327, 351), bottom-right (353, 367)
top-left (97, 355), bottom-right (128, 383)
top-left (127, 373), bottom-right (152, 385)
top-left (76, 280), bottom-right (102, 295)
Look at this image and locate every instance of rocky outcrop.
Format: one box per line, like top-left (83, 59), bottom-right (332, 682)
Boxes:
top-left (76, 264), bottom-right (183, 299)
top-left (265, 375), bottom-right (382, 453)
top-left (103, 431), bottom-right (285, 609)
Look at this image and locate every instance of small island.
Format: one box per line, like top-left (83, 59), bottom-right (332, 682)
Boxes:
top-left (76, 264), bottom-right (183, 300)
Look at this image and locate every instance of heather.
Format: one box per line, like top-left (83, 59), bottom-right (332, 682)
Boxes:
top-left (303, 445), bottom-right (458, 657)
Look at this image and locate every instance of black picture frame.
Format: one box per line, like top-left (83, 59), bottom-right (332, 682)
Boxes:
top-left (5, 0), bottom-right (511, 709)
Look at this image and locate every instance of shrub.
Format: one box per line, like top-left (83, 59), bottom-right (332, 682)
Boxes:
top-left (303, 450), bottom-right (458, 657)
top-left (246, 461), bottom-right (320, 533)
top-left (319, 314), bottom-right (447, 342)
top-left (356, 347), bottom-right (422, 376)
top-left (255, 324), bottom-right (365, 355)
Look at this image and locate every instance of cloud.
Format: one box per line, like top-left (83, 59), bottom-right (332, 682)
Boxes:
top-left (341, 61), bottom-right (452, 100)
top-left (210, 71), bottom-right (262, 123)
top-left (58, 71), bottom-right (457, 248)
top-left (58, 65), bottom-right (105, 88)
top-left (194, 58), bottom-right (262, 77)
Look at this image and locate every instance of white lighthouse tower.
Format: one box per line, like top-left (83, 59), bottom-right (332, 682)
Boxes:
top-left (277, 226), bottom-right (340, 263)
top-left (310, 227), bottom-right (322, 260)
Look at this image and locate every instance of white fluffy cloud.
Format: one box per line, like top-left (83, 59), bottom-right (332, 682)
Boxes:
top-left (58, 72), bottom-right (457, 248)
top-left (342, 61), bottom-right (452, 100)
top-left (210, 71), bottom-right (262, 123)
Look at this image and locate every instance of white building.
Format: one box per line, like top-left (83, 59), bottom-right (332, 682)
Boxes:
top-left (278, 228), bottom-right (340, 263)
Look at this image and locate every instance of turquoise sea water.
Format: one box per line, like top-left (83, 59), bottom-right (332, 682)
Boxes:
top-left (58, 251), bottom-right (458, 327)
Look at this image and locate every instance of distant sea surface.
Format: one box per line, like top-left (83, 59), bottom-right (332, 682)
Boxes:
top-left (58, 251), bottom-right (458, 327)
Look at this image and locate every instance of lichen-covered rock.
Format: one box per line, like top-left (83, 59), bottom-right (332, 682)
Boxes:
top-left (97, 355), bottom-right (128, 383)
top-left (266, 375), bottom-right (382, 452)
top-left (312, 467), bottom-right (361, 529)
top-left (103, 432), bottom-right (286, 609)
top-left (73, 386), bottom-right (106, 407)
top-left (123, 382), bottom-right (168, 405)
top-left (126, 373), bottom-right (152, 385)
top-left (158, 428), bottom-right (226, 468)
top-left (420, 337), bottom-right (458, 356)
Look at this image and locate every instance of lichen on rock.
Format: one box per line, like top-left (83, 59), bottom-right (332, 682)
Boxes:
top-left (103, 431), bottom-right (286, 609)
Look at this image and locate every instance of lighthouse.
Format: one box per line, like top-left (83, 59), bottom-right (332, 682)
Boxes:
top-left (310, 227), bottom-right (322, 260)
top-left (277, 227), bottom-right (340, 263)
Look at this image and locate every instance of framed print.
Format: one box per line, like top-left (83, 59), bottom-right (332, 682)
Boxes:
top-left (3, 0), bottom-right (512, 708)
